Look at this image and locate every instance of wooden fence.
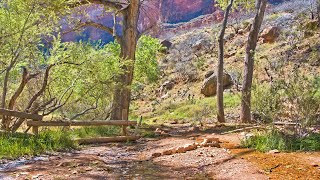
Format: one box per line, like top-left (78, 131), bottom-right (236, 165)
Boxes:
top-left (0, 108), bottom-right (140, 144)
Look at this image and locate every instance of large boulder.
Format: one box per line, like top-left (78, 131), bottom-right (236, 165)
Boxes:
top-left (201, 73), bottom-right (233, 97)
top-left (260, 26), bottom-right (280, 43)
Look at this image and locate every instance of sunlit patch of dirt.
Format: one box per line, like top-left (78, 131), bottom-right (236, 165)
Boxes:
top-left (220, 139), bottom-right (320, 180)
top-left (236, 151), bottom-right (320, 180)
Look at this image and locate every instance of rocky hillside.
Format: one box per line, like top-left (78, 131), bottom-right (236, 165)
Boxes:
top-left (131, 0), bottom-right (320, 123)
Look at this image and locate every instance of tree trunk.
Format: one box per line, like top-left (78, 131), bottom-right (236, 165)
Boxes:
top-left (217, 0), bottom-right (234, 123)
top-left (110, 0), bottom-right (140, 121)
top-left (1, 68), bottom-right (11, 130)
top-left (240, 0), bottom-right (267, 123)
top-left (317, 0), bottom-right (320, 26)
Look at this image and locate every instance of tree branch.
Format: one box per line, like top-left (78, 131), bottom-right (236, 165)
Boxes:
top-left (69, 0), bottom-right (126, 10)
top-left (42, 90), bottom-right (73, 116)
top-left (8, 68), bottom-right (40, 110)
top-left (25, 65), bottom-right (54, 112)
top-left (70, 99), bottom-right (99, 120)
top-left (63, 20), bottom-right (121, 42)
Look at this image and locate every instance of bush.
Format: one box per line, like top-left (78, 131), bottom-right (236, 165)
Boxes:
top-left (252, 83), bottom-right (282, 123)
top-left (252, 68), bottom-right (320, 127)
top-left (242, 130), bottom-right (320, 152)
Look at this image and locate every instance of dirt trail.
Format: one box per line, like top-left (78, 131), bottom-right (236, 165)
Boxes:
top-left (0, 124), bottom-right (319, 179)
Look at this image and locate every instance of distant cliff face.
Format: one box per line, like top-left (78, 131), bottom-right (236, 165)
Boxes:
top-left (62, 0), bottom-right (286, 43)
top-left (160, 0), bottom-right (215, 24)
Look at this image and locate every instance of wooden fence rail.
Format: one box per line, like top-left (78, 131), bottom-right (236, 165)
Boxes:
top-left (1, 108), bottom-right (141, 144)
top-left (0, 108), bottom-right (43, 121)
top-left (27, 120), bottom-right (137, 127)
top-left (26, 120), bottom-right (140, 144)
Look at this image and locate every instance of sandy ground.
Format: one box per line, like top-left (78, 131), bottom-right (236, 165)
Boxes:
top-left (0, 124), bottom-right (319, 180)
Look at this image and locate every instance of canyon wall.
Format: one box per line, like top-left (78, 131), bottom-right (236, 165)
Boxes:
top-left (62, 0), bottom-right (286, 43)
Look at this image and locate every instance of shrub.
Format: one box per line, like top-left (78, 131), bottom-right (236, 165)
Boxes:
top-left (252, 83), bottom-right (282, 123)
top-left (242, 129), bottom-right (320, 152)
top-left (252, 67), bottom-right (320, 127)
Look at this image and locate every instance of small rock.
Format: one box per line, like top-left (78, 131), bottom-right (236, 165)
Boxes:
top-left (268, 149), bottom-right (280, 154)
top-left (151, 152), bottom-right (162, 158)
top-left (160, 80), bottom-right (175, 96)
top-left (204, 70), bottom-right (214, 79)
top-left (163, 149), bottom-right (175, 155)
top-left (85, 167), bottom-right (93, 171)
top-left (176, 147), bottom-right (187, 153)
top-left (238, 29), bottom-right (245, 35)
top-left (183, 143), bottom-right (197, 151)
top-left (161, 40), bottom-right (172, 53)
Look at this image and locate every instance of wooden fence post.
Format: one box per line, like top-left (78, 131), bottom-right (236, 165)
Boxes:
top-left (122, 109), bottom-right (128, 136)
top-left (32, 124), bottom-right (39, 135)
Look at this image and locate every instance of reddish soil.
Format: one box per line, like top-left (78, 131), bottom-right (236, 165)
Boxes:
top-left (0, 124), bottom-right (319, 180)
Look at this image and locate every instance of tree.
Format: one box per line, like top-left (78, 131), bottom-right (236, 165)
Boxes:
top-left (240, 0), bottom-right (267, 123)
top-left (216, 0), bottom-right (234, 123)
top-left (72, 0), bottom-right (141, 121)
top-left (0, 0), bottom-right (74, 130)
top-left (317, 0), bottom-right (320, 26)
top-left (215, 0), bottom-right (255, 123)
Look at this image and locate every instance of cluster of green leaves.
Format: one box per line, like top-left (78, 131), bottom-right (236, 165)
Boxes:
top-left (242, 130), bottom-right (320, 152)
top-left (0, 0), bottom-right (73, 71)
top-left (134, 35), bottom-right (164, 84)
top-left (0, 0), bottom-right (75, 112)
top-left (48, 38), bottom-right (123, 119)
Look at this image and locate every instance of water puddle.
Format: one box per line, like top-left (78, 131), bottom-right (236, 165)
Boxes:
top-left (0, 156), bottom-right (49, 172)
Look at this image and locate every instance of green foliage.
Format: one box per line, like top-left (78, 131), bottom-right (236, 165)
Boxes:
top-left (0, 0), bottom-right (164, 122)
top-left (242, 130), bottom-right (320, 152)
top-left (280, 71), bottom-right (320, 126)
top-left (49, 40), bottom-right (123, 119)
top-left (0, 126), bottom-right (122, 159)
top-left (252, 67), bottom-right (320, 126)
top-left (252, 83), bottom-right (281, 123)
top-left (266, 13), bottom-right (282, 21)
top-left (135, 35), bottom-right (164, 84)
top-left (0, 130), bottom-right (76, 159)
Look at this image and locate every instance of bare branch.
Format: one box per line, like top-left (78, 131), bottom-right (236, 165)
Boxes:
top-left (42, 89), bottom-right (73, 116)
top-left (63, 20), bottom-right (121, 42)
top-left (70, 99), bottom-right (98, 120)
top-left (8, 68), bottom-right (40, 110)
top-left (25, 65), bottom-right (54, 112)
top-left (69, 0), bottom-right (126, 11)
